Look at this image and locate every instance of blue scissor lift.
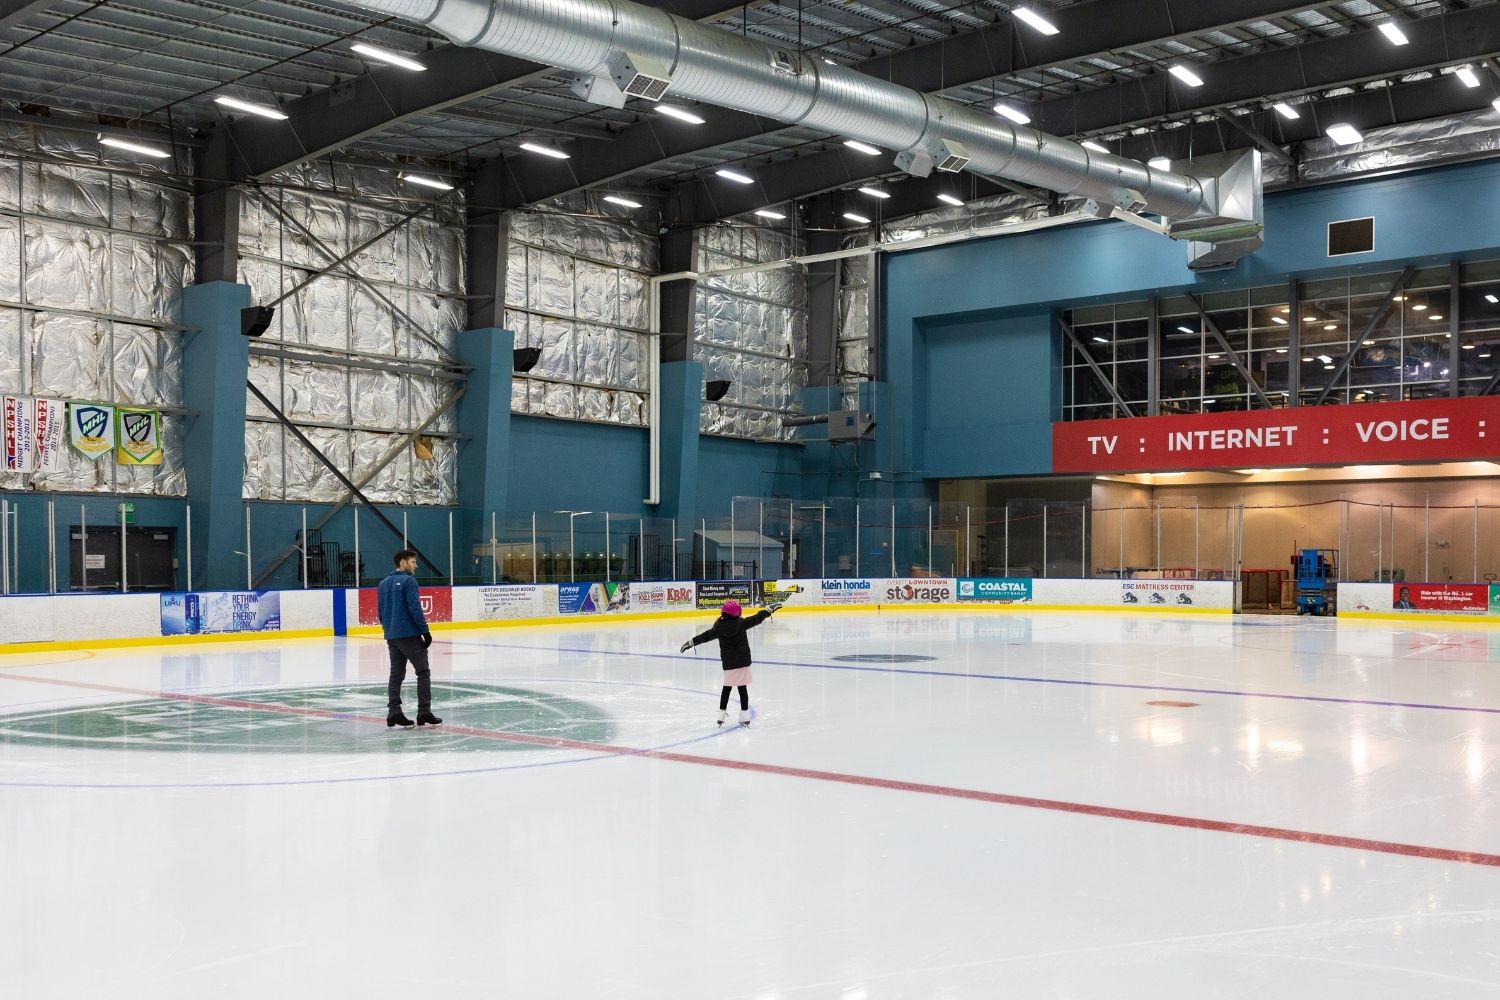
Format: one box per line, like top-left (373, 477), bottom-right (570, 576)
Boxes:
top-left (1292, 548), bottom-right (1339, 616)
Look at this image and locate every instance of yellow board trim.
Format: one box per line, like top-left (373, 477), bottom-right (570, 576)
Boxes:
top-left (1339, 611), bottom-right (1500, 626)
top-left (0, 628), bottom-right (333, 657)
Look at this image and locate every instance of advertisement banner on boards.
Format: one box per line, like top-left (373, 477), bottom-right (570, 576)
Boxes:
top-left (631, 582), bottom-right (696, 612)
top-left (1391, 583), bottom-right (1488, 614)
top-left (879, 578), bottom-right (957, 603)
top-left (817, 579), bottom-right (874, 605)
top-left (957, 578), bottom-right (1034, 603)
top-left (161, 591), bottom-right (282, 635)
top-left (1119, 580), bottom-right (1203, 608)
top-left (696, 580), bottom-right (756, 609)
top-left (477, 585), bottom-right (560, 620)
top-left (761, 580), bottom-right (815, 607)
top-left (556, 583), bottom-right (605, 614)
top-left (357, 586), bottom-right (454, 626)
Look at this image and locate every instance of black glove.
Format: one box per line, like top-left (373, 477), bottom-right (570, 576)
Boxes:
top-left (420, 632), bottom-right (432, 649)
top-left (679, 640), bottom-right (692, 653)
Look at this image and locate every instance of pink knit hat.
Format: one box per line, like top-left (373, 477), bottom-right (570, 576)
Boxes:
top-left (720, 599), bottom-right (742, 617)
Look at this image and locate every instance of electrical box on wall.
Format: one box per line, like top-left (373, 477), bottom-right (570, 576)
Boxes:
top-left (829, 411), bottom-right (875, 441)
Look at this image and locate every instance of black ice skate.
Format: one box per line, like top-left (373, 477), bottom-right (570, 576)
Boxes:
top-left (416, 712), bottom-right (443, 726)
top-left (387, 711), bottom-right (415, 728)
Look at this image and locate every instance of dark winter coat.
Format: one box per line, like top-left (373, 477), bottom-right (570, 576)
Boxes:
top-left (690, 610), bottom-right (771, 669)
top-left (377, 569), bottom-right (428, 640)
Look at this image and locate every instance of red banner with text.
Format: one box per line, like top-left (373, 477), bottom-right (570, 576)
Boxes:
top-left (357, 586), bottom-right (453, 627)
top-left (1052, 396), bottom-right (1500, 473)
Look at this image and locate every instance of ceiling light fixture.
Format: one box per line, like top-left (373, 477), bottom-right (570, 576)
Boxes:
top-left (657, 104), bottom-right (706, 124)
top-left (1080, 139), bottom-right (1109, 153)
top-left (1377, 22), bottom-right (1409, 46)
top-left (937, 193), bottom-right (965, 207)
top-left (753, 208), bottom-right (786, 220)
top-left (1148, 156), bottom-right (1171, 170)
top-left (399, 173), bottom-right (454, 191)
top-left (843, 139), bottom-right (881, 156)
top-left (1456, 65), bottom-right (1482, 88)
top-left (520, 141), bottom-right (570, 159)
top-left (1271, 316), bottom-right (1288, 325)
top-left (857, 186), bottom-right (891, 199)
top-left (98, 135), bottom-right (170, 159)
top-left (1412, 303), bottom-right (1428, 311)
top-left (1168, 65), bottom-right (1204, 88)
top-left (843, 212), bottom-right (872, 224)
top-left (1430, 314), bottom-right (1444, 321)
top-left (1487, 294), bottom-right (1499, 303)
top-left (1177, 326), bottom-right (1195, 334)
top-left (1011, 6), bottom-right (1059, 35)
top-left (1092, 336), bottom-right (1108, 344)
top-left (1326, 123), bottom-right (1363, 145)
top-left (994, 103), bottom-right (1031, 125)
top-left (602, 194), bottom-right (643, 208)
top-left (1272, 102), bottom-right (1300, 120)
top-left (716, 167), bottom-right (754, 184)
top-left (1324, 323), bottom-right (1337, 330)
top-left (351, 42), bottom-right (427, 71)
top-left (214, 95), bottom-right (289, 120)
top-left (1317, 355), bottom-right (1333, 364)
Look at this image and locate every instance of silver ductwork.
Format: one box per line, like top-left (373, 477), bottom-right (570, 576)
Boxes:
top-left (346, 0), bottom-right (1262, 261)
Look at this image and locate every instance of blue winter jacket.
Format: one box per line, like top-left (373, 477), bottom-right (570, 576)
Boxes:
top-left (377, 569), bottom-right (428, 640)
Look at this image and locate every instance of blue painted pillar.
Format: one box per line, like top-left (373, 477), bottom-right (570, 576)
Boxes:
top-left (657, 360), bottom-right (703, 571)
top-left (454, 327), bottom-right (514, 577)
top-left (181, 281), bottom-right (251, 590)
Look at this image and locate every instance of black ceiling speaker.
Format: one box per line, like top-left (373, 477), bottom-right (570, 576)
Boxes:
top-left (240, 305), bottom-right (275, 338)
top-left (705, 379), bottom-right (731, 402)
top-left (514, 347), bottom-right (542, 373)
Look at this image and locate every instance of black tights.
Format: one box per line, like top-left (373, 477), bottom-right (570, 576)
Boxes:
top-left (719, 685), bottom-right (749, 711)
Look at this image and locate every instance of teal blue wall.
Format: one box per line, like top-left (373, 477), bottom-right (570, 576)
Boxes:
top-left (508, 415), bottom-right (649, 516)
top-left (697, 436), bottom-right (801, 512)
top-left (882, 158), bottom-right (1500, 480)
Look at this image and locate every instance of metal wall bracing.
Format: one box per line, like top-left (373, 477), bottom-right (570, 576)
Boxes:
top-left (236, 160), bottom-right (464, 505)
top-left (694, 224), bottom-right (809, 440)
top-left (0, 121), bottom-right (193, 497)
top-left (837, 250), bottom-right (871, 412)
top-left (503, 192), bottom-right (654, 426)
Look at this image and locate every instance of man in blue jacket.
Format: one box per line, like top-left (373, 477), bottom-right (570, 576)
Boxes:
top-left (378, 549), bottom-right (441, 728)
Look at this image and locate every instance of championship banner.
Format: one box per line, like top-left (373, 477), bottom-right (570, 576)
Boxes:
top-left (3, 396), bottom-right (35, 473)
top-left (68, 402), bottom-right (114, 461)
top-left (33, 398), bottom-right (64, 473)
top-left (115, 407), bottom-right (163, 466)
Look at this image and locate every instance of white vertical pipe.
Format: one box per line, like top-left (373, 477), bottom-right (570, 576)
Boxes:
top-left (639, 516), bottom-right (645, 581)
top-left (48, 499), bottom-right (56, 594)
top-left (1155, 503), bottom-right (1161, 575)
top-left (402, 510), bottom-right (408, 549)
top-left (964, 505), bottom-right (970, 576)
top-left (1042, 506), bottom-right (1048, 579)
top-left (245, 506), bottom-right (252, 590)
top-left (1080, 503), bottom-right (1087, 577)
top-left (820, 507), bottom-right (826, 578)
top-left (730, 503), bottom-right (737, 579)
top-left (491, 511), bottom-right (498, 585)
top-left (1474, 499), bottom-right (1480, 583)
top-left (81, 504), bottom-right (87, 591)
top-left (1377, 502), bottom-right (1383, 581)
top-left (788, 502), bottom-right (795, 577)
top-left (757, 500), bottom-right (763, 580)
top-left (1004, 503), bottom-right (1009, 576)
top-left (855, 504), bottom-right (861, 578)
top-left (1424, 495), bottom-right (1430, 582)
top-left (532, 511), bottom-right (538, 583)
top-left (354, 507), bottom-right (361, 587)
top-left (0, 497), bottom-right (8, 595)
top-left (605, 512), bottom-right (611, 582)
top-left (1194, 504), bottom-right (1200, 579)
top-left (119, 501), bottom-right (128, 593)
top-left (448, 510), bottom-right (455, 586)
top-left (701, 518), bottom-right (707, 579)
top-left (301, 506), bottom-right (309, 589)
top-left (1118, 504), bottom-right (1124, 578)
top-left (185, 504), bottom-right (192, 592)
top-left (927, 506), bottom-right (933, 577)
top-left (890, 503), bottom-right (896, 578)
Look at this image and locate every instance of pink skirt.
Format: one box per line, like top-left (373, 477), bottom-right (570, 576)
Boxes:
top-left (720, 666), bottom-right (752, 686)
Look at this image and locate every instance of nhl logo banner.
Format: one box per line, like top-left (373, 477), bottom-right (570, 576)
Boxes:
top-left (68, 402), bottom-right (115, 461)
top-left (4, 396), bottom-right (35, 473)
top-left (116, 407), bottom-right (163, 466)
top-left (33, 398), bottom-right (64, 474)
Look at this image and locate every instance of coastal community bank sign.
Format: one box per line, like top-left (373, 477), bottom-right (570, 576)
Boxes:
top-left (1052, 396), bottom-right (1499, 473)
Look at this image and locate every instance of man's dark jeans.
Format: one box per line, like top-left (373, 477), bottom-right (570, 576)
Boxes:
top-left (387, 637), bottom-right (431, 713)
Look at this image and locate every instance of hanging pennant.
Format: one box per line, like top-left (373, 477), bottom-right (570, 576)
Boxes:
top-left (68, 401), bottom-right (115, 461)
top-left (33, 398), bottom-right (64, 474)
top-left (116, 407), bottom-right (163, 466)
top-left (4, 396), bottom-right (35, 473)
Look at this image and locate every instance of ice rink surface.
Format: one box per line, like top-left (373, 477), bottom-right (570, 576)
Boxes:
top-left (2, 609), bottom-right (1499, 998)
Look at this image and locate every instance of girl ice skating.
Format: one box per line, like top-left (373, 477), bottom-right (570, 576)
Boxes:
top-left (680, 599), bottom-right (774, 726)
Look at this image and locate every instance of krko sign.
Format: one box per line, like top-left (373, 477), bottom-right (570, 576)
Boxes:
top-left (1052, 396), bottom-right (1500, 473)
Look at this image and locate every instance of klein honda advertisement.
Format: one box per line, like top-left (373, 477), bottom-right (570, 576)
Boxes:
top-left (1052, 395), bottom-right (1500, 473)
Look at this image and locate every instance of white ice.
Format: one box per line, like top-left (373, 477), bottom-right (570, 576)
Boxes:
top-left (2, 610), bottom-right (1500, 998)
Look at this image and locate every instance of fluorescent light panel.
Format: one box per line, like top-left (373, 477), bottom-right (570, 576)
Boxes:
top-left (857, 186), bottom-right (891, 199)
top-left (1148, 156), bottom-right (1171, 170)
top-left (1378, 21), bottom-right (1408, 45)
top-left (1272, 102), bottom-right (1300, 120)
top-left (602, 194), bottom-right (642, 208)
top-left (1326, 123), bottom-right (1363, 145)
top-left (994, 103), bottom-right (1030, 124)
top-left (716, 167), bottom-right (754, 184)
top-left (1080, 139), bottom-right (1109, 153)
top-left (843, 139), bottom-right (881, 156)
top-left (1011, 6), bottom-right (1058, 35)
top-left (99, 135), bottom-right (170, 158)
top-left (753, 208), bottom-right (786, 220)
top-left (214, 96), bottom-right (288, 120)
top-left (351, 42), bottom-right (426, 71)
top-left (843, 212), bottom-right (871, 224)
top-left (520, 141), bottom-right (569, 159)
top-left (936, 193), bottom-right (965, 206)
top-left (1168, 65), bottom-right (1204, 87)
top-left (1456, 65), bottom-right (1481, 88)
top-left (657, 104), bottom-right (705, 124)
top-left (400, 173), bottom-right (453, 190)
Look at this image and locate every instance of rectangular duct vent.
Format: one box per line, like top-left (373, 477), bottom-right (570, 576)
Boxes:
top-left (934, 139), bottom-right (970, 172)
top-left (1328, 217), bottom-right (1374, 257)
top-left (609, 52), bottom-right (672, 101)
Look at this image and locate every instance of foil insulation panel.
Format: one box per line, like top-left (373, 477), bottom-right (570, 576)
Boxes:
top-left (694, 225), bottom-right (808, 440)
top-left (240, 162), bottom-right (463, 505)
top-left (0, 122), bottom-right (191, 496)
top-left (505, 192), bottom-right (654, 427)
